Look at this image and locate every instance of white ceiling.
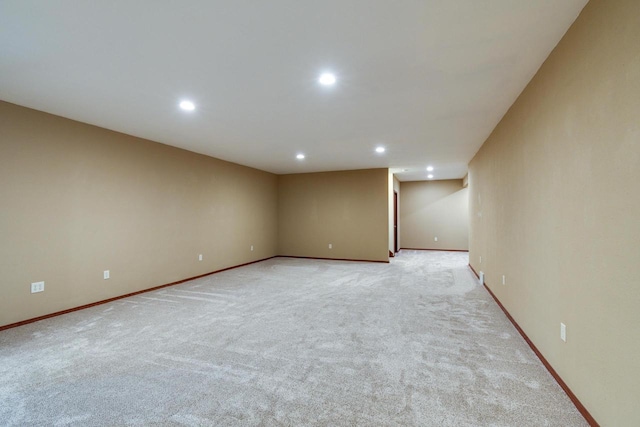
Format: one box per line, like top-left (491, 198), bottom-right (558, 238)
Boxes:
top-left (0, 0), bottom-right (587, 181)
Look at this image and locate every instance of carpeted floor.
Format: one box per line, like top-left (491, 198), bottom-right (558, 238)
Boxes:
top-left (0, 250), bottom-right (587, 426)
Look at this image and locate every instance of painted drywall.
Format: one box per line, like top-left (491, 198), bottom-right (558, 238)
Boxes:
top-left (388, 172), bottom-right (401, 254)
top-left (400, 180), bottom-right (468, 251)
top-left (468, 0), bottom-right (640, 425)
top-left (0, 101), bottom-right (278, 327)
top-left (278, 169), bottom-right (389, 262)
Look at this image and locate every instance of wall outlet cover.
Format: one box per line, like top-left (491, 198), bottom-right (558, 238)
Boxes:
top-left (31, 281), bottom-right (45, 293)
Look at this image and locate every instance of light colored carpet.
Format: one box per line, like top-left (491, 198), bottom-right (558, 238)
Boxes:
top-left (0, 251), bottom-right (587, 426)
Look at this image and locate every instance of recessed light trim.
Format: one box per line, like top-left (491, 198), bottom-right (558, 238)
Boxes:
top-left (296, 153), bottom-right (305, 160)
top-left (318, 72), bottom-right (337, 86)
top-left (427, 174), bottom-right (434, 179)
top-left (179, 100), bottom-right (195, 111)
top-left (426, 166), bottom-right (434, 171)
top-left (375, 146), bottom-right (385, 154)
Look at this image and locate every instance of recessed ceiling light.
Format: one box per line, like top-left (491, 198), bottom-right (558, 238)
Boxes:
top-left (375, 147), bottom-right (385, 154)
top-left (427, 174), bottom-right (434, 179)
top-left (426, 166), bottom-right (434, 171)
top-left (403, 169), bottom-right (409, 172)
top-left (296, 154), bottom-right (305, 160)
top-left (318, 72), bottom-right (336, 86)
top-left (179, 100), bottom-right (195, 111)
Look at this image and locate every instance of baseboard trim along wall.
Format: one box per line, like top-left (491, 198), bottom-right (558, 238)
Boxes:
top-left (0, 257), bottom-right (276, 332)
top-left (400, 248), bottom-right (469, 252)
top-left (467, 264), bottom-right (599, 427)
top-left (1, 255), bottom-right (392, 331)
top-left (279, 255), bottom-right (389, 264)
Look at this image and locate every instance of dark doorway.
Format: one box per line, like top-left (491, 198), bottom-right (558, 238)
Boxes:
top-left (394, 191), bottom-right (398, 253)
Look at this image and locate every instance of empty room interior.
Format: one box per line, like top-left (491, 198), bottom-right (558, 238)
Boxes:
top-left (0, 1), bottom-right (638, 426)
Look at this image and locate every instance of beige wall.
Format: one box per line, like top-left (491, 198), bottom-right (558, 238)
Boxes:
top-left (0, 101), bottom-right (279, 327)
top-left (468, 0), bottom-right (640, 425)
top-left (278, 169), bottom-right (389, 262)
top-left (400, 180), bottom-right (468, 251)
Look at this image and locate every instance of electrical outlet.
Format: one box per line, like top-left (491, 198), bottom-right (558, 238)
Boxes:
top-left (104, 270), bottom-right (110, 280)
top-left (502, 275), bottom-right (506, 285)
top-left (434, 236), bottom-right (438, 242)
top-left (198, 254), bottom-right (203, 261)
top-left (328, 243), bottom-right (332, 249)
top-left (560, 323), bottom-right (567, 342)
top-left (251, 245), bottom-right (254, 251)
top-left (31, 281), bottom-right (44, 293)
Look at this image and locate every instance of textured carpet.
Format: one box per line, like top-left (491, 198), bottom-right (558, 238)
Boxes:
top-left (0, 251), bottom-right (587, 426)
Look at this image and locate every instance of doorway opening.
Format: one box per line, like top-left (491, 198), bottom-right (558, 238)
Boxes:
top-left (394, 191), bottom-right (398, 254)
